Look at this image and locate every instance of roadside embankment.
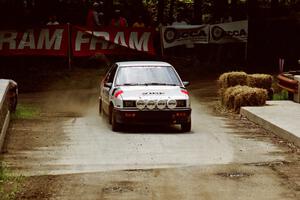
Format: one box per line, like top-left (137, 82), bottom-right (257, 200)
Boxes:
top-left (0, 79), bottom-right (10, 152)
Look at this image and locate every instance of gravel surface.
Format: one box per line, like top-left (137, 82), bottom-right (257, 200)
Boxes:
top-left (0, 68), bottom-right (299, 200)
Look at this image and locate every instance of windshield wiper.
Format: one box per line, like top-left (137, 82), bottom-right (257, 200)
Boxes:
top-left (118, 83), bottom-right (142, 86)
top-left (144, 83), bottom-right (177, 86)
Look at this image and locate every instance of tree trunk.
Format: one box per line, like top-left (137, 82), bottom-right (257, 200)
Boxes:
top-left (158, 0), bottom-right (165, 24)
top-left (194, 0), bottom-right (202, 24)
top-left (214, 0), bottom-right (228, 22)
top-left (231, 0), bottom-right (238, 21)
top-left (271, 0), bottom-right (279, 17)
top-left (247, 0), bottom-right (259, 66)
top-left (169, 0), bottom-right (175, 23)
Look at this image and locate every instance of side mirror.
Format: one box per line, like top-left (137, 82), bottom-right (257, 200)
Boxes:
top-left (104, 82), bottom-right (112, 88)
top-left (183, 81), bottom-right (190, 87)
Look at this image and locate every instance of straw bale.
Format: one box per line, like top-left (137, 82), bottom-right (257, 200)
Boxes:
top-left (247, 74), bottom-right (273, 89)
top-left (223, 85), bottom-right (249, 108)
top-left (233, 87), bottom-right (268, 112)
top-left (218, 72), bottom-right (248, 89)
top-left (223, 86), bottom-right (268, 112)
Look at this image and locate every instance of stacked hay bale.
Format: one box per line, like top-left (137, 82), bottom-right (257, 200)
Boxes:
top-left (247, 74), bottom-right (273, 99)
top-left (219, 72), bottom-right (271, 112)
top-left (224, 86), bottom-right (268, 112)
top-left (218, 72), bottom-right (248, 88)
top-left (247, 74), bottom-right (273, 89)
top-left (218, 72), bottom-right (248, 104)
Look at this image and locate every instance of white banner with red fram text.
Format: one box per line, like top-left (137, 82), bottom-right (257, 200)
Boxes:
top-left (0, 25), bottom-right (156, 56)
top-left (0, 25), bottom-right (68, 56)
top-left (161, 25), bottom-right (209, 48)
top-left (73, 26), bottom-right (156, 56)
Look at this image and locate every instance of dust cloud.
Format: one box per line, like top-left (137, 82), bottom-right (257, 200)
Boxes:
top-left (41, 88), bottom-right (99, 116)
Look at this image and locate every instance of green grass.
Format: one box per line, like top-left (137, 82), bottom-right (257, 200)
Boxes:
top-left (272, 90), bottom-right (289, 100)
top-left (0, 162), bottom-right (23, 200)
top-left (12, 104), bottom-right (40, 119)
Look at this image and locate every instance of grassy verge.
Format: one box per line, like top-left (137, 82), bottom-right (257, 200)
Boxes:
top-left (271, 75), bottom-right (289, 101)
top-left (272, 90), bottom-right (289, 100)
top-left (0, 162), bottom-right (23, 200)
top-left (11, 104), bottom-right (40, 120)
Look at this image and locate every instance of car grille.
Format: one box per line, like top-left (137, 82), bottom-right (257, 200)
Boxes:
top-left (123, 100), bottom-right (186, 108)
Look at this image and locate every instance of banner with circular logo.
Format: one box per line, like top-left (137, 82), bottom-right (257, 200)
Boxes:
top-left (210, 20), bottom-right (248, 43)
top-left (161, 25), bottom-right (209, 48)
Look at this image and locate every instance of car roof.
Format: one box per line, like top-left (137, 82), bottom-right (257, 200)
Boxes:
top-left (115, 61), bottom-right (172, 67)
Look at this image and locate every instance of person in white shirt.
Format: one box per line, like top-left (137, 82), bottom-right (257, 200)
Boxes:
top-left (172, 14), bottom-right (187, 26)
top-left (46, 15), bottom-right (59, 26)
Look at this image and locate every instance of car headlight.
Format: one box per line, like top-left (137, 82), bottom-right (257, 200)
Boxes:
top-left (157, 100), bottom-right (167, 110)
top-left (167, 99), bottom-right (177, 109)
top-left (136, 99), bottom-right (146, 110)
top-left (146, 100), bottom-right (156, 110)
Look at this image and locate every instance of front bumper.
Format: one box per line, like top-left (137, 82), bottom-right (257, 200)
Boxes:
top-left (113, 108), bottom-right (191, 125)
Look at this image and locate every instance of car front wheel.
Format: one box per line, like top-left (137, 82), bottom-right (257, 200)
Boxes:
top-left (181, 121), bottom-right (191, 132)
top-left (112, 110), bottom-right (121, 132)
top-left (99, 98), bottom-right (102, 115)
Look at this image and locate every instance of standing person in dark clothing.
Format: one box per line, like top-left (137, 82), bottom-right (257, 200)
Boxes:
top-left (110, 9), bottom-right (128, 27)
top-left (132, 15), bottom-right (145, 28)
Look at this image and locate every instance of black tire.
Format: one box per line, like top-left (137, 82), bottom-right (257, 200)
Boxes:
top-left (109, 105), bottom-right (113, 124)
top-left (181, 121), bottom-right (191, 132)
top-left (99, 98), bottom-right (102, 115)
top-left (10, 96), bottom-right (17, 113)
top-left (111, 110), bottom-right (121, 132)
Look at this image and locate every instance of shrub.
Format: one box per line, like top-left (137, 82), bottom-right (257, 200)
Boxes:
top-left (218, 72), bottom-right (248, 89)
top-left (247, 74), bottom-right (273, 89)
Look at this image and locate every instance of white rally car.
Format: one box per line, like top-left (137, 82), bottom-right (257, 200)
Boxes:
top-left (99, 61), bottom-right (191, 132)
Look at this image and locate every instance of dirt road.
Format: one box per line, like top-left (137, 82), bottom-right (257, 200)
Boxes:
top-left (1, 71), bottom-right (299, 199)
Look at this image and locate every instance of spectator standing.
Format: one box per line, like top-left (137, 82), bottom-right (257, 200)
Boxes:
top-left (132, 16), bottom-right (145, 28)
top-left (22, 0), bottom-right (36, 26)
top-left (110, 10), bottom-right (128, 27)
top-left (172, 14), bottom-right (194, 50)
top-left (46, 15), bottom-right (59, 25)
top-left (86, 2), bottom-right (103, 29)
top-left (172, 14), bottom-right (187, 26)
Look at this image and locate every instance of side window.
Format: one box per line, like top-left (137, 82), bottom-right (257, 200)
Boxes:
top-left (107, 65), bottom-right (118, 83)
top-left (103, 64), bottom-right (114, 83)
top-left (103, 67), bottom-right (112, 83)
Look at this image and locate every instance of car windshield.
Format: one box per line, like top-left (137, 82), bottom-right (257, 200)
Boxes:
top-left (115, 66), bottom-right (182, 86)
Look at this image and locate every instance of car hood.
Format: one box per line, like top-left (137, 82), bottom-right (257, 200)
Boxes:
top-left (118, 86), bottom-right (188, 100)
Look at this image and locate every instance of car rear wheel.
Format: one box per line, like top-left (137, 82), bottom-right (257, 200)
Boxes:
top-left (112, 110), bottom-right (121, 132)
top-left (181, 121), bottom-right (191, 132)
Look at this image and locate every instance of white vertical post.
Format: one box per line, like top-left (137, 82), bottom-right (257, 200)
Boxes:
top-left (293, 75), bottom-right (300, 103)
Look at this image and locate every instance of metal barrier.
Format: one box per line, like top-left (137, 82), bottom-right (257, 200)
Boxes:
top-left (277, 72), bottom-right (300, 103)
top-left (277, 73), bottom-right (298, 94)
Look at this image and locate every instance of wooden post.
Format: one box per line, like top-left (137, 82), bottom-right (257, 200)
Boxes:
top-left (67, 23), bottom-right (72, 70)
top-left (160, 26), bottom-right (165, 57)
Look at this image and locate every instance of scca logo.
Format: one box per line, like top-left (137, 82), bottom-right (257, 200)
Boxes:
top-left (211, 26), bottom-right (247, 41)
top-left (164, 27), bottom-right (207, 43)
top-left (211, 26), bottom-right (225, 41)
top-left (164, 28), bottom-right (177, 43)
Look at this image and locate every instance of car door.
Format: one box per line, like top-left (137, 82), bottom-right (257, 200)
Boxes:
top-left (102, 64), bottom-right (118, 114)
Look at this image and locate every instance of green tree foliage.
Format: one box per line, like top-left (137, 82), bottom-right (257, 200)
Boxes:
top-left (141, 0), bottom-right (247, 24)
